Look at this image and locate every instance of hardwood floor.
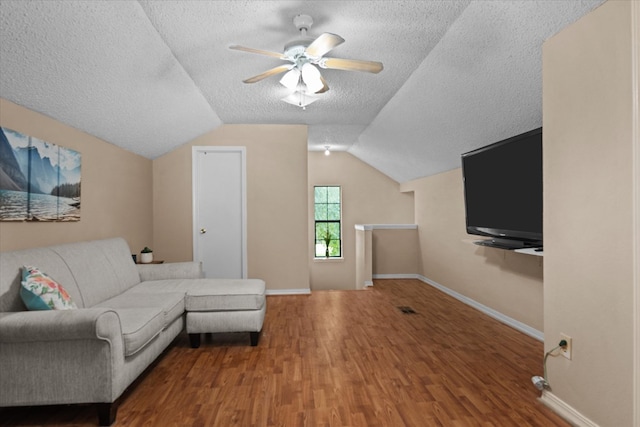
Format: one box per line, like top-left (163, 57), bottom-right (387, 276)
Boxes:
top-left (0, 279), bottom-right (568, 426)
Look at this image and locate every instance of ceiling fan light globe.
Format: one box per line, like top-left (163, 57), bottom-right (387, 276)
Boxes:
top-left (279, 69), bottom-right (300, 90)
top-left (282, 91), bottom-right (319, 108)
top-left (295, 82), bottom-right (321, 96)
top-left (301, 63), bottom-right (324, 93)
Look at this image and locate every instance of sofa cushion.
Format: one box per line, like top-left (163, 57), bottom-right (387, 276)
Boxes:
top-left (96, 291), bottom-right (185, 328)
top-left (20, 266), bottom-right (77, 311)
top-left (112, 307), bottom-right (165, 356)
top-left (136, 262), bottom-right (203, 282)
top-left (185, 279), bottom-right (265, 312)
top-left (129, 279), bottom-right (196, 294)
top-left (1, 248), bottom-right (83, 312)
top-left (49, 238), bottom-right (141, 307)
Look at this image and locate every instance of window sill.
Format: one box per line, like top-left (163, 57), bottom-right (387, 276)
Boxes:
top-left (313, 257), bottom-right (344, 263)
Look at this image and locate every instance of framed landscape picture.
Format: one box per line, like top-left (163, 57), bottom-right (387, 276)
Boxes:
top-left (0, 127), bottom-right (81, 222)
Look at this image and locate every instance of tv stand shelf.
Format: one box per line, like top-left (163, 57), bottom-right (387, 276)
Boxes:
top-left (514, 247), bottom-right (543, 257)
top-left (462, 239), bottom-right (543, 257)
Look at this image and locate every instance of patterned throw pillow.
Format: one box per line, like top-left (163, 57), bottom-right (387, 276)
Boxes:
top-left (20, 266), bottom-right (77, 310)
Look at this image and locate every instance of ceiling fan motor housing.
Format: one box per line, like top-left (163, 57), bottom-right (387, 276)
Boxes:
top-left (293, 14), bottom-right (313, 32)
top-left (286, 14), bottom-right (315, 61)
top-left (284, 38), bottom-right (314, 61)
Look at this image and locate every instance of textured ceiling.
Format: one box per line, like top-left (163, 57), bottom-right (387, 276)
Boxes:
top-left (0, 0), bottom-right (605, 183)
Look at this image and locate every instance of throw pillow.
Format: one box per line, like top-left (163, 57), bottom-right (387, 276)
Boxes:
top-left (20, 266), bottom-right (77, 310)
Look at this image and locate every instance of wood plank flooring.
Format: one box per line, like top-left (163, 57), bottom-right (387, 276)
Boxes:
top-left (0, 279), bottom-right (568, 426)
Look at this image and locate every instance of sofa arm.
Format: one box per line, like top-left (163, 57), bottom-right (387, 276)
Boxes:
top-left (137, 261), bottom-right (203, 281)
top-left (0, 308), bottom-right (125, 409)
top-left (0, 308), bottom-right (121, 343)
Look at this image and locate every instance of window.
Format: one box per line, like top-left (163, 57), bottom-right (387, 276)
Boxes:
top-left (314, 186), bottom-right (341, 258)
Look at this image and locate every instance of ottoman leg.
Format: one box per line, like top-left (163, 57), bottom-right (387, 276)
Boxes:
top-left (97, 402), bottom-right (117, 426)
top-left (189, 333), bottom-right (201, 348)
top-left (249, 331), bottom-right (260, 346)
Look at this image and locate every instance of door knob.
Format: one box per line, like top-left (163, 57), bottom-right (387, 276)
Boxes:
top-left (200, 228), bottom-right (207, 234)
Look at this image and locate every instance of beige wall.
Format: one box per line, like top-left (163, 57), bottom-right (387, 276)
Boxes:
top-left (402, 168), bottom-right (544, 332)
top-left (308, 151), bottom-right (414, 290)
top-left (372, 228), bottom-right (419, 276)
top-left (152, 124), bottom-right (309, 292)
top-left (0, 98), bottom-right (153, 253)
top-left (542, 1), bottom-right (636, 425)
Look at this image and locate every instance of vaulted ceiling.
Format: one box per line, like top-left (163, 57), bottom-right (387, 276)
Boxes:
top-left (0, 1), bottom-right (605, 183)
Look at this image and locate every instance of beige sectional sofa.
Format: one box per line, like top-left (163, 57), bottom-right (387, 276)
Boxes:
top-left (0, 238), bottom-right (266, 425)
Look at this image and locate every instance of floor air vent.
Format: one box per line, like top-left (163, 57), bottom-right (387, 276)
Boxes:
top-left (398, 306), bottom-right (417, 314)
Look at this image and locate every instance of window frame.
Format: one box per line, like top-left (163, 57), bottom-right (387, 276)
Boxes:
top-left (313, 185), bottom-right (342, 259)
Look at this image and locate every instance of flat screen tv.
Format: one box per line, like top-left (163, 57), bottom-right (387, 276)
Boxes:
top-left (461, 127), bottom-right (543, 250)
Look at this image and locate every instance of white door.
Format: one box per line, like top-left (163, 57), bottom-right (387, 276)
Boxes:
top-left (192, 146), bottom-right (247, 279)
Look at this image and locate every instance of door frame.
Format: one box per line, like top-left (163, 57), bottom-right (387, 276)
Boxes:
top-left (191, 146), bottom-right (247, 278)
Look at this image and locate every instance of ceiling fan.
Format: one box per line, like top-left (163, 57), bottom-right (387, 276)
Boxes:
top-left (230, 14), bottom-right (383, 107)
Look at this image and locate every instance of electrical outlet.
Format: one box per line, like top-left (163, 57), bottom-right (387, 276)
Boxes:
top-left (560, 333), bottom-right (572, 360)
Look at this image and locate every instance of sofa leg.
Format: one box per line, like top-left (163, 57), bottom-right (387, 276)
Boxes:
top-left (249, 331), bottom-right (260, 346)
top-left (189, 333), bottom-right (201, 348)
top-left (97, 402), bottom-right (117, 426)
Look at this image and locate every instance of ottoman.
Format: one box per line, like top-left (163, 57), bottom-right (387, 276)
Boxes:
top-left (185, 279), bottom-right (266, 347)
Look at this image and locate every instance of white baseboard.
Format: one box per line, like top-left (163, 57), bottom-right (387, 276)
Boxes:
top-left (364, 280), bottom-right (374, 287)
top-left (540, 391), bottom-right (600, 427)
top-left (372, 274), bottom-right (420, 279)
top-left (417, 274), bottom-right (544, 342)
top-left (368, 273), bottom-right (543, 341)
top-left (266, 288), bottom-right (311, 296)
top-left (269, 276), bottom-right (543, 340)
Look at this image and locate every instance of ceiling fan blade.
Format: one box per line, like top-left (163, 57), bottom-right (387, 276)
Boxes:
top-left (243, 65), bottom-right (292, 84)
top-left (316, 76), bottom-right (330, 94)
top-left (319, 58), bottom-right (383, 74)
top-left (305, 33), bottom-right (345, 58)
top-left (229, 45), bottom-right (285, 60)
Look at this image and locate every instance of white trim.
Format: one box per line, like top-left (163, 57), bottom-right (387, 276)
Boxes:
top-left (539, 392), bottom-right (600, 427)
top-left (370, 273), bottom-right (544, 340)
top-left (355, 224), bottom-right (417, 231)
top-left (313, 185), bottom-right (343, 259)
top-left (313, 257), bottom-right (344, 262)
top-left (192, 146), bottom-right (248, 279)
top-left (373, 274), bottom-right (420, 279)
top-left (632, 2), bottom-right (640, 425)
top-left (417, 274), bottom-right (544, 341)
top-left (191, 149), bottom-right (198, 262)
top-left (266, 288), bottom-right (311, 296)
top-left (364, 280), bottom-right (374, 287)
